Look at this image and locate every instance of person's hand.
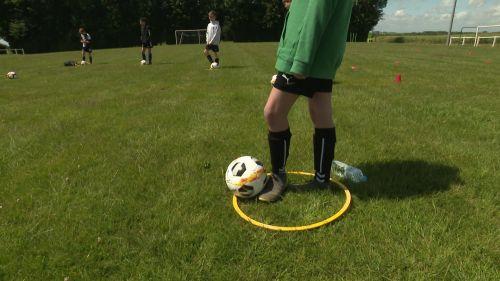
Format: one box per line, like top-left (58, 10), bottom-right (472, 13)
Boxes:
top-left (271, 74), bottom-right (277, 84)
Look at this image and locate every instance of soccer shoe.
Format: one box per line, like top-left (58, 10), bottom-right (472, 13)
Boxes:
top-left (307, 178), bottom-right (334, 189)
top-left (259, 173), bottom-right (288, 203)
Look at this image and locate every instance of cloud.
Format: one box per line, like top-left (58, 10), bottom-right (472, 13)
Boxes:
top-left (493, 5), bottom-right (500, 17)
top-left (394, 10), bottom-right (406, 17)
top-left (455, 11), bottom-right (468, 19)
top-left (440, 13), bottom-right (451, 21)
top-left (468, 0), bottom-right (485, 7)
top-left (375, 0), bottom-right (500, 33)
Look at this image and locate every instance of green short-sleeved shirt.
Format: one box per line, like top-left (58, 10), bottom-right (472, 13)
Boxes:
top-left (276, 0), bottom-right (353, 80)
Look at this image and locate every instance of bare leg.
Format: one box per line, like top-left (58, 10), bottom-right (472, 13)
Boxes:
top-left (259, 87), bottom-right (299, 202)
top-left (204, 48), bottom-right (213, 63)
top-left (308, 92), bottom-right (334, 128)
top-left (264, 87), bottom-right (300, 132)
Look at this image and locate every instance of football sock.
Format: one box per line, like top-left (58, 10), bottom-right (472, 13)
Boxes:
top-left (268, 129), bottom-right (292, 175)
top-left (206, 55), bottom-right (213, 63)
top-left (82, 56), bottom-right (86, 62)
top-left (148, 53), bottom-right (152, 64)
top-left (142, 53), bottom-right (147, 61)
top-left (89, 55), bottom-right (93, 64)
top-left (314, 128), bottom-right (336, 183)
top-left (215, 58), bottom-right (220, 64)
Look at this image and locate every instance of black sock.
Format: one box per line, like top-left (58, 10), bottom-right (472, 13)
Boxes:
top-left (142, 53), bottom-right (146, 61)
top-left (89, 55), bottom-right (93, 64)
top-left (314, 128), bottom-right (336, 183)
top-left (268, 129), bottom-right (292, 175)
top-left (206, 55), bottom-right (213, 63)
top-left (82, 56), bottom-right (86, 62)
top-left (215, 58), bottom-right (219, 64)
top-left (148, 53), bottom-right (152, 64)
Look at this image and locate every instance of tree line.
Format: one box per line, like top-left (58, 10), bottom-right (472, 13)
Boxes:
top-left (0, 0), bottom-right (386, 53)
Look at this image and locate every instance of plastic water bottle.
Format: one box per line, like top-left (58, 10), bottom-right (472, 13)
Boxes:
top-left (332, 161), bottom-right (368, 183)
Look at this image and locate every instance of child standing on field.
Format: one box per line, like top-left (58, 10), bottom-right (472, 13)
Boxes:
top-left (204, 10), bottom-right (221, 67)
top-left (79, 27), bottom-right (93, 64)
top-left (258, 0), bottom-right (353, 202)
top-left (140, 17), bottom-right (153, 65)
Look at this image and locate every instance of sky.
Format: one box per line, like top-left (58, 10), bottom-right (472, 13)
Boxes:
top-left (374, 0), bottom-right (500, 32)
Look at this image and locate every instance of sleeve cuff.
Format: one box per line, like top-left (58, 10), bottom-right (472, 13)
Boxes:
top-left (290, 60), bottom-right (310, 77)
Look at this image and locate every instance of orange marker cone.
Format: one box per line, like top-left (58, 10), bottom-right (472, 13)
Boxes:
top-left (395, 74), bottom-right (402, 83)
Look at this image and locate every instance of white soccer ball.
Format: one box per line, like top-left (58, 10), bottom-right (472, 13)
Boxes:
top-left (140, 60), bottom-right (147, 65)
top-left (210, 62), bottom-right (220, 69)
top-left (6, 71), bottom-right (16, 79)
top-left (226, 156), bottom-right (267, 198)
top-left (81, 61), bottom-right (87, 65)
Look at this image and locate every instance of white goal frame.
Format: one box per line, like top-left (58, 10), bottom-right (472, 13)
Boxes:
top-left (175, 29), bottom-right (206, 45)
top-left (449, 26), bottom-right (477, 46)
top-left (449, 24), bottom-right (500, 47)
top-left (474, 25), bottom-right (500, 47)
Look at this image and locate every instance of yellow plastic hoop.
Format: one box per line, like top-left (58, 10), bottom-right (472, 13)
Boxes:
top-left (232, 171), bottom-right (352, 231)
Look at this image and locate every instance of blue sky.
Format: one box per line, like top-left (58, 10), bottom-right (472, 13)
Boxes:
top-left (375, 0), bottom-right (500, 32)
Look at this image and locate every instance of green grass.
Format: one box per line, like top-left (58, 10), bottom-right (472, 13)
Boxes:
top-left (0, 42), bottom-right (499, 280)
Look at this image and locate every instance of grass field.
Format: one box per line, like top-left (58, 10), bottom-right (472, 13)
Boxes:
top-left (0, 42), bottom-right (499, 280)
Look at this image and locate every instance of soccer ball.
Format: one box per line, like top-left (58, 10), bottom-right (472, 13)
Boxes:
top-left (226, 156), bottom-right (267, 198)
top-left (140, 60), bottom-right (147, 65)
top-left (210, 62), bottom-right (220, 69)
top-left (6, 71), bottom-right (16, 79)
top-left (81, 61), bottom-right (87, 65)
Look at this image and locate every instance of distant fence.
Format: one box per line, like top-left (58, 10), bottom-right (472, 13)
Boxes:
top-left (0, 48), bottom-right (25, 55)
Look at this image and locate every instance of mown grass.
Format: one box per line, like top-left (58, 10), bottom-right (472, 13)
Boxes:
top-left (0, 42), bottom-right (499, 280)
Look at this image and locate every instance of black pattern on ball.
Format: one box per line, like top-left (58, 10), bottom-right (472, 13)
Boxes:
top-left (232, 163), bottom-right (247, 177)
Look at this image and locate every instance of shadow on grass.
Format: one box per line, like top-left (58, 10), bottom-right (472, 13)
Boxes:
top-left (154, 62), bottom-right (176, 65)
top-left (222, 65), bottom-right (248, 69)
top-left (238, 160), bottom-right (460, 205)
top-left (351, 160), bottom-right (462, 200)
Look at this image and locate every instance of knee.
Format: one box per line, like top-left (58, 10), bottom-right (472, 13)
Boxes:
top-left (264, 105), bottom-right (281, 125)
top-left (203, 49), bottom-right (208, 55)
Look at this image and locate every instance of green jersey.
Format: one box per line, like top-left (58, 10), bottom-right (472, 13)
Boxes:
top-left (275, 0), bottom-right (353, 80)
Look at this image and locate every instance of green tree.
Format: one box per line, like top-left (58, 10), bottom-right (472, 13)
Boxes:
top-left (349, 0), bottom-right (388, 42)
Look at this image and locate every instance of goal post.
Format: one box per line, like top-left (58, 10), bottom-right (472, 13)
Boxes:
top-left (474, 25), bottom-right (500, 47)
top-left (175, 29), bottom-right (207, 45)
top-left (449, 24), bottom-right (500, 47)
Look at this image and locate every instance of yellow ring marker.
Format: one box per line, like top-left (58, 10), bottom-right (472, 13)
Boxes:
top-left (232, 171), bottom-right (352, 231)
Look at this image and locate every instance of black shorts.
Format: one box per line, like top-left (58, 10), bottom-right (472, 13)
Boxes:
top-left (142, 41), bottom-right (153, 48)
top-left (206, 44), bottom-right (219, 53)
top-left (82, 46), bottom-right (93, 53)
top-left (273, 72), bottom-right (333, 98)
